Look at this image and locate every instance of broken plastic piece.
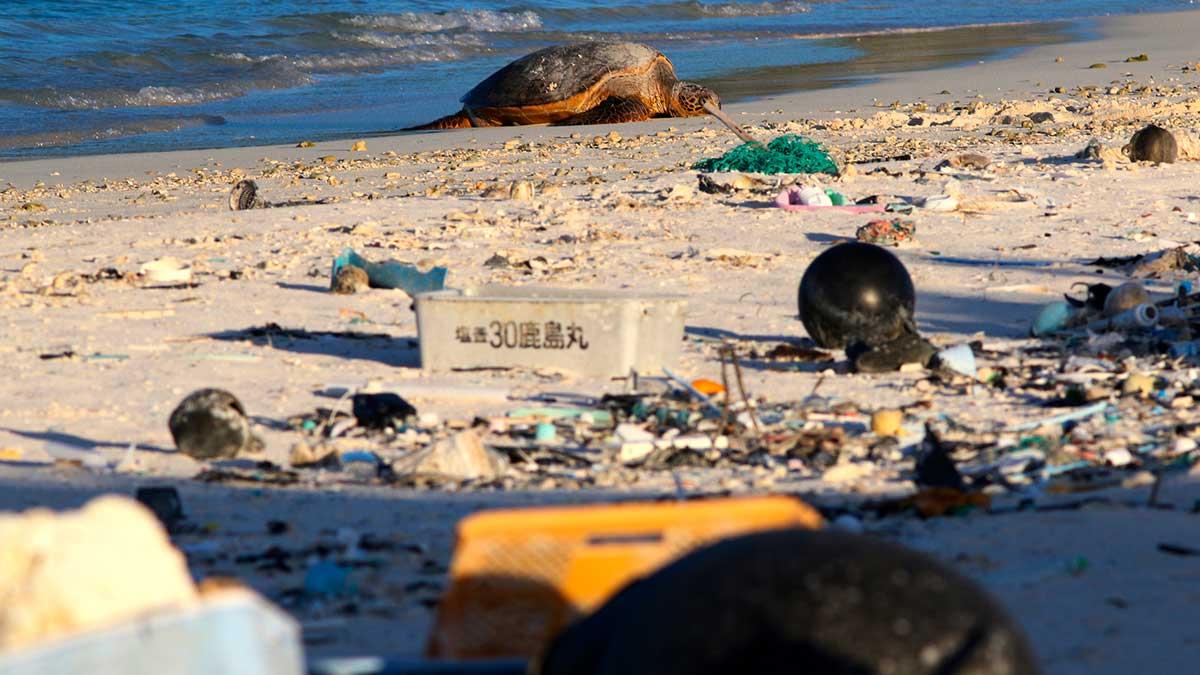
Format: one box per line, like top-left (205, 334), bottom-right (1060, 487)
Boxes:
top-left (331, 248), bottom-right (447, 297)
top-left (933, 344), bottom-right (977, 378)
top-left (352, 393), bottom-right (417, 430)
top-left (507, 406), bottom-right (614, 427)
top-left (1008, 401), bottom-right (1109, 432)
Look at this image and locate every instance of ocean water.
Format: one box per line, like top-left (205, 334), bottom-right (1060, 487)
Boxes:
top-left (0, 0), bottom-right (1191, 158)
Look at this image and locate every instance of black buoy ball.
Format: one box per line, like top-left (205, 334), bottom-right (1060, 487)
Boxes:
top-left (798, 242), bottom-right (915, 350)
top-left (168, 388), bottom-right (253, 460)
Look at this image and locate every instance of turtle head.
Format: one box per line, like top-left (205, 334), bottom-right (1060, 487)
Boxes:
top-left (670, 81), bottom-right (719, 117)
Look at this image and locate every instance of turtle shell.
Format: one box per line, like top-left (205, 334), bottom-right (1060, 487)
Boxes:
top-left (462, 42), bottom-right (670, 109)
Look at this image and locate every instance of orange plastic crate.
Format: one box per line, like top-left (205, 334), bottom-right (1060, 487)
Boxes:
top-left (426, 495), bottom-right (823, 660)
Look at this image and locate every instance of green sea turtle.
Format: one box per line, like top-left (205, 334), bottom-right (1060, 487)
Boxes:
top-left (409, 41), bottom-right (721, 130)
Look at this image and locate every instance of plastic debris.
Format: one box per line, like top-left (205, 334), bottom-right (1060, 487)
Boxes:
top-left (139, 257), bottom-right (193, 285)
top-left (352, 392), bottom-right (417, 430)
top-left (331, 248), bottom-right (447, 297)
top-left (534, 422), bottom-right (557, 443)
top-left (915, 194), bottom-right (958, 212)
top-left (870, 410), bottom-right (902, 436)
top-left (775, 186), bottom-right (885, 213)
top-left (692, 134), bottom-right (839, 176)
top-left (391, 429), bottom-right (508, 481)
top-left (932, 344), bottom-right (977, 379)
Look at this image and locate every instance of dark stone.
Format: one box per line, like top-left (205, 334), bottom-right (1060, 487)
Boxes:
top-left (1124, 124), bottom-right (1178, 164)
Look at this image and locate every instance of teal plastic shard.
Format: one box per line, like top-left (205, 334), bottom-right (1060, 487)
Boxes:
top-left (331, 248), bottom-right (447, 296)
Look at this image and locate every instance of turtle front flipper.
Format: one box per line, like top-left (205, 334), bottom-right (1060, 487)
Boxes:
top-left (555, 97), bottom-right (653, 126)
top-left (406, 109), bottom-right (490, 131)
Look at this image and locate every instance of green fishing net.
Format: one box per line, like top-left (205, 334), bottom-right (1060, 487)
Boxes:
top-left (692, 134), bottom-right (839, 176)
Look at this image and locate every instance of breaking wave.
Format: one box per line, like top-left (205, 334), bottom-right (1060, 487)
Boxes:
top-left (342, 9), bottom-right (543, 32)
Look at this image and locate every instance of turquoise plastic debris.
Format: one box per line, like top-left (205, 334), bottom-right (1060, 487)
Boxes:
top-left (1030, 301), bottom-right (1076, 336)
top-left (534, 422), bottom-right (557, 442)
top-left (331, 248), bottom-right (447, 296)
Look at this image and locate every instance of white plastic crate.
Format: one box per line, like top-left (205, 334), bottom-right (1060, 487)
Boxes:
top-left (415, 287), bottom-right (686, 377)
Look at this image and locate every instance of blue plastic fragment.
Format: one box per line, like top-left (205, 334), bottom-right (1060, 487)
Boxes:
top-left (1008, 401), bottom-right (1108, 432)
top-left (305, 560), bottom-right (352, 597)
top-left (331, 248), bottom-right (447, 296)
top-left (1170, 341), bottom-right (1200, 358)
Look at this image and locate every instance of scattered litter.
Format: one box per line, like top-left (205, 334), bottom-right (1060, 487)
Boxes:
top-left (139, 257), bottom-right (193, 285)
top-left (330, 265), bottom-right (369, 295)
top-left (915, 194), bottom-right (958, 212)
top-left (936, 153), bottom-right (991, 171)
top-left (330, 248), bottom-right (447, 297)
top-left (775, 186), bottom-right (885, 213)
top-left (392, 429), bottom-right (508, 481)
top-left (855, 218), bottom-right (915, 246)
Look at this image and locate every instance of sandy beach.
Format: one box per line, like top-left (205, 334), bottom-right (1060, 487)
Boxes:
top-left (3, 9), bottom-right (1200, 672)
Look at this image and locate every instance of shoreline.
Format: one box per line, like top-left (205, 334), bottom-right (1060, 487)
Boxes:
top-left (0, 13), bottom-right (1124, 163)
top-left (3, 8), bottom-right (1200, 673)
top-left (0, 8), bottom-right (1187, 183)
